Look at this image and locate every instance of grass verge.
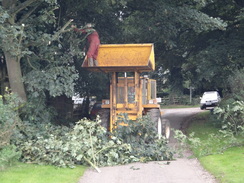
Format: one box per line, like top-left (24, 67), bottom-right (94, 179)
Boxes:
top-left (160, 104), bottom-right (199, 109)
top-left (0, 162), bottom-right (86, 183)
top-left (200, 146), bottom-right (244, 183)
top-left (187, 111), bottom-right (244, 183)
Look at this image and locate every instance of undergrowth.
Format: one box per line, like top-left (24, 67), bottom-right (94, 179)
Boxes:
top-left (183, 111), bottom-right (244, 183)
top-left (14, 114), bottom-right (173, 172)
top-left (174, 111), bottom-right (244, 158)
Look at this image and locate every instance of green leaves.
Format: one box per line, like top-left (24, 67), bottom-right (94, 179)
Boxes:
top-left (0, 145), bottom-right (21, 170)
top-left (214, 101), bottom-right (244, 134)
top-left (0, 92), bottom-right (22, 149)
top-left (15, 115), bottom-right (173, 170)
top-left (114, 114), bottom-right (173, 162)
top-left (17, 118), bottom-right (135, 169)
top-left (24, 65), bottom-right (78, 98)
top-left (119, 0), bottom-right (231, 92)
top-left (0, 0), bottom-right (76, 100)
top-left (0, 6), bottom-right (9, 23)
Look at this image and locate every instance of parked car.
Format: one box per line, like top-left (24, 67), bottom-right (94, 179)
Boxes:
top-left (90, 102), bottom-right (102, 120)
top-left (200, 91), bottom-right (221, 110)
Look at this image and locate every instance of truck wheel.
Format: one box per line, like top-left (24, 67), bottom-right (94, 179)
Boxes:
top-left (97, 109), bottom-right (110, 131)
top-left (156, 116), bottom-right (162, 138)
top-left (148, 109), bottom-right (170, 139)
top-left (156, 117), bottom-right (171, 140)
top-left (161, 118), bottom-right (170, 140)
top-left (148, 108), bottom-right (161, 123)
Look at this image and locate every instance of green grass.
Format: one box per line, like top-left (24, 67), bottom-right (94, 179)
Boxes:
top-left (0, 162), bottom-right (86, 183)
top-left (187, 111), bottom-right (244, 183)
top-left (200, 147), bottom-right (244, 183)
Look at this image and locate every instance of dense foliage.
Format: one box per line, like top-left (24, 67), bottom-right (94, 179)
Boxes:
top-left (227, 68), bottom-right (244, 101)
top-left (213, 69), bottom-right (244, 134)
top-left (0, 145), bottom-right (21, 170)
top-left (17, 119), bottom-right (133, 169)
top-left (0, 0), bottom-right (243, 120)
top-left (0, 92), bottom-right (22, 148)
top-left (2, 0), bottom-right (243, 100)
top-left (13, 116), bottom-right (172, 171)
top-left (174, 112), bottom-right (244, 158)
top-left (114, 114), bottom-right (173, 161)
top-left (0, 92), bottom-right (22, 170)
top-left (214, 101), bottom-right (244, 134)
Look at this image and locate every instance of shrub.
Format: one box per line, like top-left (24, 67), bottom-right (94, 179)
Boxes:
top-left (227, 69), bottom-right (244, 101)
top-left (214, 101), bottom-right (244, 134)
top-left (18, 118), bottom-right (137, 170)
top-left (0, 91), bottom-right (23, 170)
top-left (0, 145), bottom-right (21, 170)
top-left (16, 115), bottom-right (173, 171)
top-left (176, 112), bottom-right (244, 158)
top-left (0, 91), bottom-right (22, 149)
top-left (114, 114), bottom-right (173, 161)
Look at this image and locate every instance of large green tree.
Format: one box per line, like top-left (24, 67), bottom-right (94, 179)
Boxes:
top-left (182, 0), bottom-right (244, 93)
top-left (116, 0), bottom-right (227, 92)
top-left (113, 0), bottom-right (244, 94)
top-left (59, 0), bottom-right (238, 96)
top-left (0, 0), bottom-right (77, 103)
top-left (56, 0), bottom-right (125, 102)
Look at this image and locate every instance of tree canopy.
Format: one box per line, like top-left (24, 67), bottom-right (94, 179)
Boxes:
top-left (0, 0), bottom-right (78, 102)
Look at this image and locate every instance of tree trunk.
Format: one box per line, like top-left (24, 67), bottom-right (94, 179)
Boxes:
top-left (0, 63), bottom-right (8, 95)
top-left (5, 52), bottom-right (27, 102)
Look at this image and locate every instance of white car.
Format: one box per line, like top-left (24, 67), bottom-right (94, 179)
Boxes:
top-left (200, 91), bottom-right (221, 110)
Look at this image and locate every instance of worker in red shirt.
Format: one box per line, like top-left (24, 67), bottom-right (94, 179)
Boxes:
top-left (71, 23), bottom-right (100, 66)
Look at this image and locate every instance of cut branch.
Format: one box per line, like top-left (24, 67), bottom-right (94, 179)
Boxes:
top-left (52, 19), bottom-right (74, 41)
top-left (83, 156), bottom-right (101, 173)
top-left (19, 2), bottom-right (41, 24)
top-left (9, 0), bottom-right (40, 16)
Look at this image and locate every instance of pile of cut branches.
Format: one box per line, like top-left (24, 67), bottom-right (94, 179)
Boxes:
top-left (16, 115), bottom-right (173, 171)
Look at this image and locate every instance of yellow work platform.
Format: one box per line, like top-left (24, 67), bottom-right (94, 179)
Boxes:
top-left (82, 43), bottom-right (155, 72)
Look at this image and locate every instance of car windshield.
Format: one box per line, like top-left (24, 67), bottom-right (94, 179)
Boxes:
top-left (202, 92), bottom-right (217, 98)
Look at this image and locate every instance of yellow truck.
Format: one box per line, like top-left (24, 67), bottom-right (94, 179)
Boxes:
top-left (82, 44), bottom-right (170, 138)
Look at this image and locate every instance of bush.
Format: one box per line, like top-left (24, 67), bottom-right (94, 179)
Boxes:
top-left (16, 115), bottom-right (173, 171)
top-left (0, 92), bottom-right (22, 149)
top-left (214, 101), bottom-right (244, 134)
top-left (174, 112), bottom-right (244, 158)
top-left (227, 69), bottom-right (244, 101)
top-left (114, 114), bottom-right (173, 161)
top-left (0, 91), bottom-right (23, 170)
top-left (0, 145), bottom-right (21, 170)
top-left (18, 118), bottom-right (137, 170)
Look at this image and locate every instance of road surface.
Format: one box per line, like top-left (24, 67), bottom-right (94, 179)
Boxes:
top-left (79, 108), bottom-right (217, 183)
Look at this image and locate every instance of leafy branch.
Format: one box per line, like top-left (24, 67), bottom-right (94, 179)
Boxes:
top-left (16, 116), bottom-right (173, 171)
top-left (19, 2), bottom-right (42, 24)
top-left (9, 0), bottom-right (41, 16)
top-left (52, 19), bottom-right (74, 41)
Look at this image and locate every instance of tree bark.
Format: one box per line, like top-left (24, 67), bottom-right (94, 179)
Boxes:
top-left (4, 52), bottom-right (27, 102)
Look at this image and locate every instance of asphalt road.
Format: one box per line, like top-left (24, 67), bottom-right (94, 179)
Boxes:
top-left (79, 108), bottom-right (217, 183)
